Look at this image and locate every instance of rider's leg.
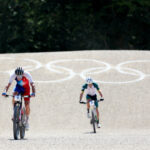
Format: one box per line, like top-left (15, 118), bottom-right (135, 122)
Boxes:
top-left (24, 100), bottom-right (30, 130)
top-left (25, 100), bottom-right (30, 118)
top-left (86, 95), bottom-right (91, 113)
top-left (86, 101), bottom-right (91, 118)
top-left (86, 97), bottom-right (91, 118)
top-left (96, 108), bottom-right (101, 128)
top-left (86, 98), bottom-right (91, 118)
top-left (23, 86), bottom-right (30, 122)
top-left (95, 100), bottom-right (99, 123)
top-left (95, 100), bottom-right (101, 127)
top-left (96, 108), bottom-right (99, 123)
top-left (87, 101), bottom-right (90, 113)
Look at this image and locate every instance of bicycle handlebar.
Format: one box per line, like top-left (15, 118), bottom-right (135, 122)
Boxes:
top-left (80, 98), bottom-right (104, 104)
top-left (4, 94), bottom-right (31, 98)
top-left (80, 101), bottom-right (87, 104)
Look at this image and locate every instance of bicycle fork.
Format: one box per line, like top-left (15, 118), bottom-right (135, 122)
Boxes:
top-left (91, 109), bottom-right (98, 123)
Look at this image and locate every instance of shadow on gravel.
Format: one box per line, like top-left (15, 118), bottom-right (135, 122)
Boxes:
top-left (8, 138), bottom-right (28, 141)
top-left (84, 132), bottom-right (96, 134)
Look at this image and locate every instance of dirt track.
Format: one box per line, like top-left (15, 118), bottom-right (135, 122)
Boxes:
top-left (0, 50), bottom-right (150, 150)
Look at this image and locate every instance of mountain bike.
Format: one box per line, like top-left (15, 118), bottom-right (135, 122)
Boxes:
top-left (80, 98), bottom-right (104, 133)
top-left (5, 94), bottom-right (30, 140)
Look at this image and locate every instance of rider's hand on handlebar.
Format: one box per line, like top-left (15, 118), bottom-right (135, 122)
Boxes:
top-left (80, 101), bottom-right (86, 104)
top-left (100, 97), bottom-right (104, 101)
top-left (31, 93), bottom-right (35, 97)
top-left (2, 93), bottom-right (6, 96)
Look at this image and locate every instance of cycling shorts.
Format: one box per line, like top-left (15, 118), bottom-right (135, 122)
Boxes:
top-left (14, 84), bottom-right (30, 101)
top-left (86, 94), bottom-right (98, 108)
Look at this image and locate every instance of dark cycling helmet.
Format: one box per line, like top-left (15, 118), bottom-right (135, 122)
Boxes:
top-left (15, 67), bottom-right (24, 76)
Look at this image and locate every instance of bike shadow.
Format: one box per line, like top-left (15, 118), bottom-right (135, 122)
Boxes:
top-left (84, 131), bottom-right (96, 134)
top-left (8, 138), bottom-right (28, 141)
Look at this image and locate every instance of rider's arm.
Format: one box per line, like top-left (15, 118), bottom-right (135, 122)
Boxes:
top-left (79, 91), bottom-right (84, 102)
top-left (9, 73), bottom-right (16, 84)
top-left (79, 84), bottom-right (87, 102)
top-left (30, 82), bottom-right (36, 95)
top-left (98, 90), bottom-right (103, 98)
top-left (5, 83), bottom-right (11, 92)
top-left (93, 82), bottom-right (103, 98)
top-left (5, 73), bottom-right (16, 92)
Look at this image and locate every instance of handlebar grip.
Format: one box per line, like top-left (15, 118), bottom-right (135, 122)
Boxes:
top-left (100, 98), bottom-right (104, 101)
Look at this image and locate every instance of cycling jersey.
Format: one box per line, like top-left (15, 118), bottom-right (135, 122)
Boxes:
top-left (81, 82), bottom-right (100, 96)
top-left (9, 71), bottom-right (33, 84)
top-left (14, 76), bottom-right (30, 93)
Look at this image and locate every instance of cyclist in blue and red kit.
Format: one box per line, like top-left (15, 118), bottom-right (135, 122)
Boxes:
top-left (2, 67), bottom-right (36, 130)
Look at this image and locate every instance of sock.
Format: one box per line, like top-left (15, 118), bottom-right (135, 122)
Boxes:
top-left (26, 116), bottom-right (29, 122)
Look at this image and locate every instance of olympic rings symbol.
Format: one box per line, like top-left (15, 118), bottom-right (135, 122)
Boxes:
top-left (0, 57), bottom-right (150, 84)
top-left (0, 57), bottom-right (42, 74)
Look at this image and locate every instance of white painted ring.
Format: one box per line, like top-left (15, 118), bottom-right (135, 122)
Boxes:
top-left (38, 59), bottom-right (110, 83)
top-left (0, 57), bottom-right (42, 75)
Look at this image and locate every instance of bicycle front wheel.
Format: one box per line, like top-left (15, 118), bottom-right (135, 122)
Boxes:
top-left (13, 105), bottom-right (20, 140)
top-left (91, 111), bottom-right (96, 133)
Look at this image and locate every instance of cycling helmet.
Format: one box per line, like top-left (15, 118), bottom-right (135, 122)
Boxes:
top-left (86, 77), bottom-right (93, 84)
top-left (15, 67), bottom-right (24, 76)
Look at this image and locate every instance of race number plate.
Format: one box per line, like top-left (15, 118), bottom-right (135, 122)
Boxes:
top-left (14, 95), bottom-right (21, 102)
top-left (90, 101), bottom-right (95, 106)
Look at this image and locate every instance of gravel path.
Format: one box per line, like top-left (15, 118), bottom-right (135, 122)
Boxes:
top-left (0, 50), bottom-right (150, 149)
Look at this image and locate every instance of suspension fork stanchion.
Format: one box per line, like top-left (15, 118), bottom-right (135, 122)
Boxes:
top-left (91, 109), bottom-right (96, 133)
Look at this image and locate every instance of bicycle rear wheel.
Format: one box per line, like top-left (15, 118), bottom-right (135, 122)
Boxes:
top-left (91, 111), bottom-right (96, 133)
top-left (13, 105), bottom-right (20, 140)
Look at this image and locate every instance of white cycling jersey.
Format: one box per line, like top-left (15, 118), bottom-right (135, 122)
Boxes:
top-left (9, 71), bottom-right (33, 84)
top-left (86, 85), bottom-right (97, 96)
top-left (81, 83), bottom-right (100, 96)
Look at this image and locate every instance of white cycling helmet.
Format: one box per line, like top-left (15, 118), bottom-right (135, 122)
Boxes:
top-left (86, 77), bottom-right (93, 84)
